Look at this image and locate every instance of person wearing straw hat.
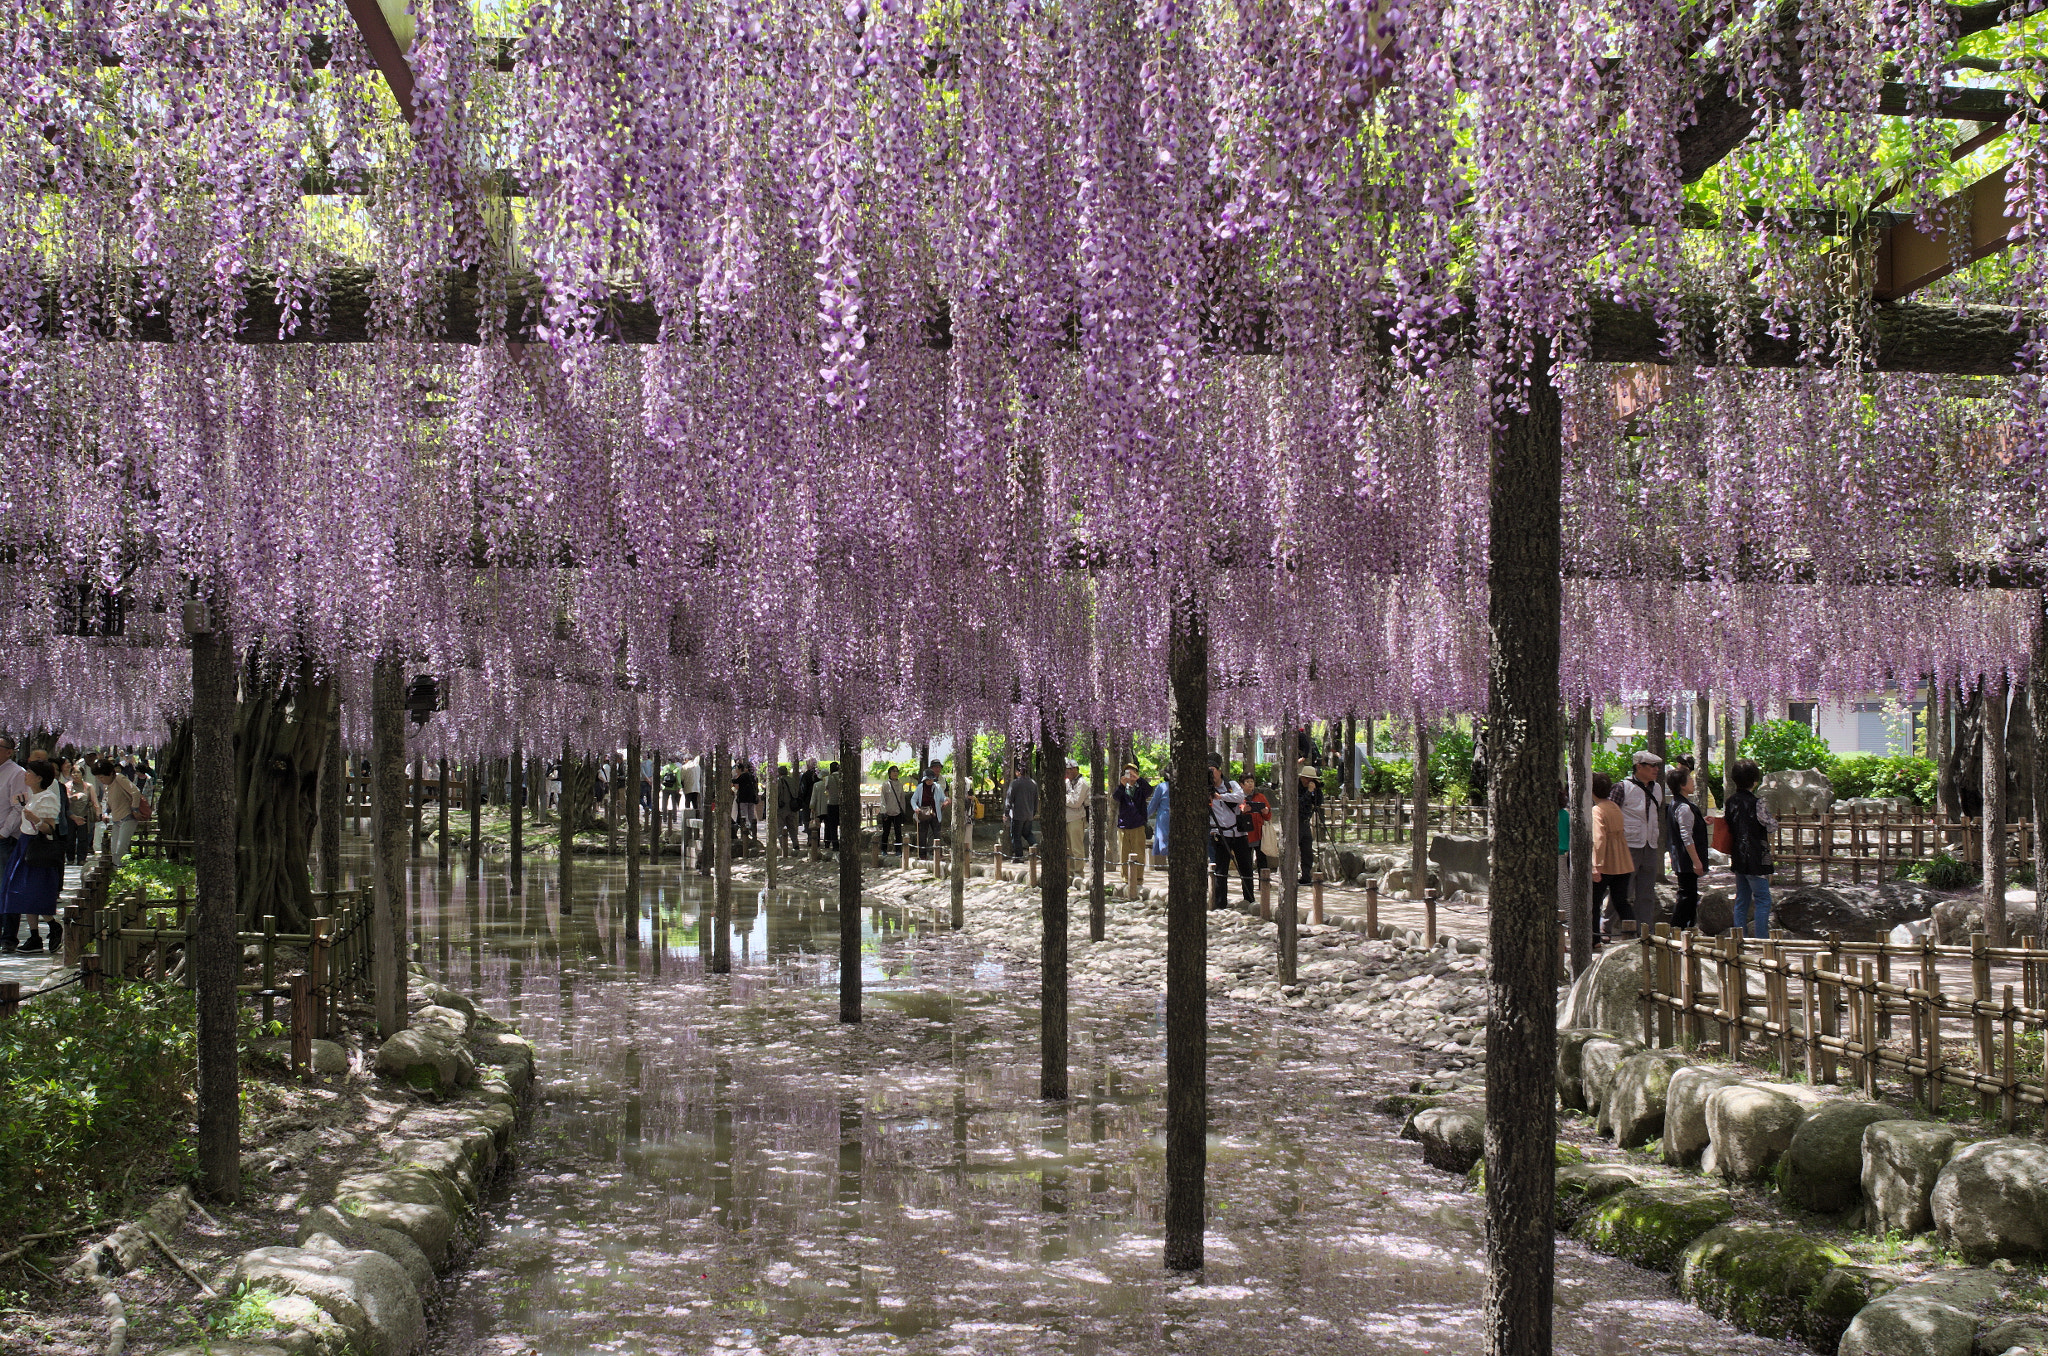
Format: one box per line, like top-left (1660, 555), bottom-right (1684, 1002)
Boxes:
top-left (1295, 764), bottom-right (1324, 886)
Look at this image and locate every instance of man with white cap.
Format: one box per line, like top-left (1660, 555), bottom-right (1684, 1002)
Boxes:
top-left (1609, 749), bottom-right (1669, 933)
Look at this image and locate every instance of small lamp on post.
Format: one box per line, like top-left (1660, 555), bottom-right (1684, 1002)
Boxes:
top-left (404, 675), bottom-right (444, 728)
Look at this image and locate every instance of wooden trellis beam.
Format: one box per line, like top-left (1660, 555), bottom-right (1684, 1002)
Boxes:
top-left (1875, 165), bottom-right (2022, 299)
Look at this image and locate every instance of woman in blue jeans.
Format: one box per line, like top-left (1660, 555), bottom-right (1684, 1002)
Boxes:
top-left (1724, 758), bottom-right (1777, 937)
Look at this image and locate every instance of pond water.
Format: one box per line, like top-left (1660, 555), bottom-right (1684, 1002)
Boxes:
top-left (403, 854), bottom-right (1804, 1356)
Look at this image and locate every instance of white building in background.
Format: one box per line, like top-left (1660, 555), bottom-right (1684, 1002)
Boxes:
top-left (1612, 683), bottom-right (1927, 758)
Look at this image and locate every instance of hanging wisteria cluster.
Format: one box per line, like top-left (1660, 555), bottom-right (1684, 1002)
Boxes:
top-left (0, 0), bottom-right (2040, 751)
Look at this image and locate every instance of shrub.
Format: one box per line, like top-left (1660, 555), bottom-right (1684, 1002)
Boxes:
top-left (1739, 719), bottom-right (1833, 773)
top-left (112, 853), bottom-right (197, 902)
top-left (1429, 724), bottom-right (1477, 801)
top-left (1924, 851), bottom-right (1980, 890)
top-left (0, 983), bottom-right (197, 1244)
top-left (1821, 753), bottom-right (1936, 807)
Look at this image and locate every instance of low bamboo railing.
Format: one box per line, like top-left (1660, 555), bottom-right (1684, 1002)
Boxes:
top-left (1638, 924), bottom-right (2048, 1129)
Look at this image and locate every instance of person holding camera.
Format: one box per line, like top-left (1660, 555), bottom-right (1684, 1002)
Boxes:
top-left (1208, 764), bottom-right (1252, 911)
top-left (1112, 763), bottom-right (1152, 876)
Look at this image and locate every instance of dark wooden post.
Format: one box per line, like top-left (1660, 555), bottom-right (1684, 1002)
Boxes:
top-left (1410, 703), bottom-right (1429, 898)
top-left (838, 722), bottom-right (862, 1023)
top-left (1088, 728), bottom-right (1107, 942)
top-left (2030, 597), bottom-right (2048, 946)
top-left (437, 756), bottom-right (450, 869)
top-left (1985, 671), bottom-right (2011, 945)
top-left (0, 981), bottom-right (18, 1017)
top-left (1279, 713), bottom-right (1299, 986)
top-left (370, 657), bottom-right (408, 1037)
top-left (190, 615), bottom-right (241, 1203)
top-left (712, 741), bottom-right (732, 974)
top-left (951, 726), bottom-right (969, 929)
top-left (289, 971), bottom-right (313, 1077)
top-left (509, 729), bottom-right (525, 886)
top-left (1040, 707), bottom-right (1070, 1101)
top-left (411, 756), bottom-right (424, 857)
top-left (1568, 699), bottom-right (1594, 978)
top-left (1164, 592), bottom-right (1208, 1271)
top-left (468, 754), bottom-right (482, 872)
top-left (558, 743), bottom-right (577, 914)
top-left (318, 700), bottom-right (343, 893)
top-left (1482, 344), bottom-right (1562, 1356)
top-left (626, 734), bottom-right (642, 896)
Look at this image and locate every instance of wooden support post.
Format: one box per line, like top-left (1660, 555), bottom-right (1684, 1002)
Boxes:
top-left (1311, 872), bottom-right (1324, 926)
top-left (1410, 703), bottom-right (1428, 898)
top-left (1366, 881), bottom-right (1379, 940)
top-left (261, 913), bottom-right (278, 1026)
top-left (290, 971), bottom-right (313, 1077)
top-left (1801, 955), bottom-right (1820, 1084)
top-left (1860, 961), bottom-right (1880, 1099)
top-left (1817, 945), bottom-right (1839, 1082)
top-left (1423, 886), bottom-right (1437, 949)
top-left (309, 917), bottom-right (331, 1038)
top-left (0, 981), bottom-right (18, 1017)
top-left (1925, 936), bottom-right (1946, 1110)
top-left (411, 756), bottom-right (424, 857)
top-left (63, 904), bottom-right (82, 967)
top-left (83, 952), bottom-right (102, 993)
top-left (1973, 934), bottom-right (1997, 1118)
top-left (1258, 868), bottom-right (1271, 921)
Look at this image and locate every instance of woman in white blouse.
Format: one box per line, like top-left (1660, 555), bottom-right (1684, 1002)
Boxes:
top-left (3, 759), bottom-right (66, 954)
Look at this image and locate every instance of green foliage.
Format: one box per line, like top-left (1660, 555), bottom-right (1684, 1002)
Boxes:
top-left (1740, 719), bottom-right (1833, 773)
top-left (1429, 724), bottom-right (1476, 800)
top-left (1355, 757), bottom-right (1415, 798)
top-left (1822, 753), bottom-right (1936, 807)
top-left (0, 984), bottom-right (196, 1246)
top-left (1924, 851), bottom-right (1980, 890)
top-left (112, 853), bottom-right (196, 903)
top-left (1592, 734), bottom-right (1722, 803)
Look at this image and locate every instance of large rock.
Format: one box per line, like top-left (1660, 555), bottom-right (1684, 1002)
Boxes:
top-left (1674, 1224), bottom-right (1851, 1345)
top-left (374, 1026), bottom-right (475, 1096)
top-left (1557, 942), bottom-right (1646, 1037)
top-left (1554, 1163), bottom-right (1648, 1230)
top-left (1603, 1050), bottom-right (1690, 1149)
top-left (1406, 1106), bottom-right (1485, 1174)
top-left (1760, 769), bottom-right (1835, 817)
top-left (1838, 1270), bottom-right (2001, 1356)
top-left (1578, 1036), bottom-right (1642, 1121)
top-left (1864, 1121), bottom-right (1967, 1236)
top-left (1379, 865), bottom-right (1438, 897)
top-left (1555, 1028), bottom-right (1615, 1112)
top-left (1780, 1101), bottom-right (1904, 1213)
top-left (1931, 1138), bottom-right (2048, 1259)
top-left (1771, 882), bottom-right (1942, 942)
top-left (1573, 1182), bottom-right (1735, 1271)
top-left (233, 1245), bottom-right (422, 1356)
top-left (330, 1169), bottom-right (465, 1266)
top-left (1979, 1316), bottom-right (2048, 1355)
top-left (1427, 834), bottom-right (1489, 898)
top-left (296, 1205), bottom-right (435, 1297)
top-left (1704, 1083), bottom-right (1810, 1182)
top-left (1663, 1066), bottom-right (1745, 1166)
top-left (1934, 897), bottom-right (2042, 946)
top-left (1694, 878), bottom-right (1737, 936)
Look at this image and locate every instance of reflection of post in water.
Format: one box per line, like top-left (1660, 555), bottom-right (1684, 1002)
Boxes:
top-left (712, 1056), bottom-right (735, 1228)
top-left (836, 1098), bottom-right (863, 1220)
top-left (435, 860), bottom-right (452, 972)
top-left (509, 729), bottom-right (525, 890)
top-left (737, 885), bottom-right (760, 967)
top-left (465, 875), bottom-right (483, 992)
top-left (1040, 1113), bottom-right (1069, 1262)
top-left (620, 1044), bottom-right (643, 1151)
top-left (711, 741), bottom-right (732, 975)
top-left (1089, 1069), bottom-right (1109, 1199)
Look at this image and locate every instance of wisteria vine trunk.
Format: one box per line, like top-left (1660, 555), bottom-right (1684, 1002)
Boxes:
top-left (191, 621), bottom-right (241, 1205)
top-left (1483, 348), bottom-right (1563, 1356)
top-left (1165, 593), bottom-right (1209, 1272)
top-left (1040, 708), bottom-right (1069, 1102)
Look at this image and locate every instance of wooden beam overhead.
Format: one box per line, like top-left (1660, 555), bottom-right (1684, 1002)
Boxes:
top-left (342, 0), bottom-right (418, 123)
top-left (1873, 165), bottom-right (2022, 299)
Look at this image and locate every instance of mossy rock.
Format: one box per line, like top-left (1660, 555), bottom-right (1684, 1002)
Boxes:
top-left (1379, 1092), bottom-right (1445, 1120)
top-left (1555, 1163), bottom-right (1649, 1229)
top-left (1801, 1265), bottom-right (1897, 1351)
top-left (1675, 1224), bottom-right (1851, 1343)
top-left (1573, 1182), bottom-right (1735, 1270)
top-left (1466, 1141), bottom-right (1587, 1193)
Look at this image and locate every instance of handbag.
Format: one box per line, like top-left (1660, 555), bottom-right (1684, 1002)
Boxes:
top-left (1259, 819), bottom-right (1284, 857)
top-left (133, 796), bottom-right (154, 824)
top-left (1710, 814), bottom-right (1732, 855)
top-left (20, 830), bottom-right (63, 867)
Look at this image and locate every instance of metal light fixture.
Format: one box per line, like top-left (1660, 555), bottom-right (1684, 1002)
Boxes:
top-left (405, 674), bottom-right (444, 727)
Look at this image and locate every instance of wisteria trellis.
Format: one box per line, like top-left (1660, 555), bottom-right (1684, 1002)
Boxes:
top-left (1, 0), bottom-right (2042, 750)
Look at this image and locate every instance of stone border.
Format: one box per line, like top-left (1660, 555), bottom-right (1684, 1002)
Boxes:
top-left (156, 967), bottom-right (538, 1356)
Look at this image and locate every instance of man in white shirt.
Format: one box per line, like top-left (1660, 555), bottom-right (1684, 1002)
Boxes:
top-left (1609, 749), bottom-right (1668, 933)
top-left (914, 761), bottom-right (949, 860)
top-left (1064, 759), bottom-right (1088, 869)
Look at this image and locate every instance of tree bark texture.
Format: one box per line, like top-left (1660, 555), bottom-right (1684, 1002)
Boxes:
top-left (1938, 683), bottom-right (1959, 819)
top-left (558, 745), bottom-right (582, 913)
top-left (951, 726), bottom-right (969, 929)
top-left (468, 755), bottom-right (482, 871)
top-left (1040, 709), bottom-right (1070, 1101)
top-left (625, 734), bottom-right (642, 898)
top-left (370, 656), bottom-right (408, 1038)
top-left (1483, 349), bottom-right (1562, 1356)
top-left (1164, 594), bottom-right (1209, 1272)
top-left (1568, 700), bottom-right (1594, 979)
top-left (509, 730), bottom-right (524, 885)
top-left (1410, 704), bottom-right (1429, 900)
top-left (2032, 600), bottom-right (2048, 945)
top-left (1278, 712), bottom-right (1299, 987)
top-left (1722, 704), bottom-right (1739, 815)
top-left (712, 740), bottom-right (732, 974)
top-left (318, 697), bottom-right (343, 894)
top-left (838, 723), bottom-right (862, 1023)
top-left (437, 756), bottom-right (450, 868)
top-left (191, 625), bottom-right (241, 1204)
top-left (1088, 728), bottom-right (1107, 943)
top-left (411, 757), bottom-right (424, 857)
top-left (1647, 705), bottom-right (1668, 763)
top-left (1984, 672), bottom-right (2010, 945)
top-left (1693, 694), bottom-right (1712, 801)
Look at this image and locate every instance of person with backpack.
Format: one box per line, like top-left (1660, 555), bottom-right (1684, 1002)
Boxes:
top-left (1296, 764), bottom-right (1324, 886)
top-left (1208, 764), bottom-right (1252, 910)
top-left (1004, 759), bottom-right (1040, 858)
top-left (775, 764), bottom-right (803, 854)
top-left (1724, 758), bottom-right (1777, 937)
top-left (1609, 749), bottom-right (1668, 933)
top-left (915, 760), bottom-right (949, 860)
top-left (1666, 765), bottom-right (1706, 931)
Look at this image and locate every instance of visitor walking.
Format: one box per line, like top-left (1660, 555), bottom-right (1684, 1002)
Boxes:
top-left (2, 759), bottom-right (64, 953)
top-left (1296, 764), bottom-right (1323, 885)
top-left (1610, 750), bottom-right (1668, 932)
top-left (734, 759), bottom-right (760, 846)
top-left (1112, 763), bottom-right (1151, 877)
top-left (1667, 766), bottom-right (1705, 931)
top-left (1004, 760), bottom-right (1039, 858)
top-left (774, 764), bottom-right (802, 854)
top-left (1589, 772), bottom-right (1633, 939)
top-left (1149, 774), bottom-right (1169, 861)
top-left (63, 758), bottom-right (98, 866)
top-left (813, 762), bottom-right (841, 849)
top-left (800, 759), bottom-right (821, 845)
top-left (878, 765), bottom-right (910, 852)
top-left (915, 760), bottom-right (949, 860)
top-left (1241, 773), bottom-right (1273, 873)
top-left (1208, 764), bottom-right (1252, 910)
top-left (1724, 758), bottom-right (1777, 938)
top-left (96, 757), bottom-right (142, 865)
top-left (1063, 759), bottom-right (1087, 868)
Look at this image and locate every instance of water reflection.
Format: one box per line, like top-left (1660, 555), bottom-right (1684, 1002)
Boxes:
top-left (396, 851), bottom-right (1801, 1356)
